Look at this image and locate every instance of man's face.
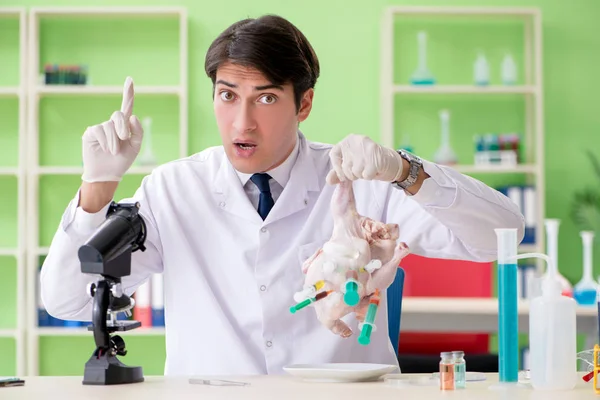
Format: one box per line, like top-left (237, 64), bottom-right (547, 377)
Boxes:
top-left (213, 62), bottom-right (313, 174)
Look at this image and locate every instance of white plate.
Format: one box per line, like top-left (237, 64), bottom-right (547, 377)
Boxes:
top-left (283, 363), bottom-right (399, 382)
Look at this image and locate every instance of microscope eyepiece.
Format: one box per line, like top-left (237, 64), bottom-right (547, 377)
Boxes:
top-left (78, 202), bottom-right (147, 278)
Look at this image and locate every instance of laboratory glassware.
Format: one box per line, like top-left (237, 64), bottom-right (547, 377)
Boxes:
top-left (433, 109), bottom-right (457, 165)
top-left (138, 117), bottom-right (158, 166)
top-left (439, 352), bottom-right (455, 390)
top-left (573, 231), bottom-right (598, 305)
top-left (495, 228), bottom-right (577, 391)
top-left (473, 51), bottom-right (490, 86)
top-left (452, 351), bottom-right (466, 389)
top-left (410, 31), bottom-right (436, 85)
top-left (501, 53), bottom-right (517, 85)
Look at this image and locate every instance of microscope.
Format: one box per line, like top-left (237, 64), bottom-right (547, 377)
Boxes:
top-left (78, 201), bottom-right (147, 385)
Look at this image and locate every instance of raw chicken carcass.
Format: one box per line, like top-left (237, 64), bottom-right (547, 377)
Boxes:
top-left (298, 180), bottom-right (409, 338)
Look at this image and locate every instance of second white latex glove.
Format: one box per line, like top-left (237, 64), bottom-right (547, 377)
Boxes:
top-left (326, 134), bottom-right (404, 185)
top-left (81, 76), bottom-right (144, 182)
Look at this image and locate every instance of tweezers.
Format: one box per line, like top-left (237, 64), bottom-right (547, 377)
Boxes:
top-left (189, 378), bottom-right (250, 386)
top-left (0, 379), bottom-right (25, 387)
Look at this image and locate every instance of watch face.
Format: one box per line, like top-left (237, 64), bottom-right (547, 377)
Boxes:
top-left (399, 150), bottom-right (420, 164)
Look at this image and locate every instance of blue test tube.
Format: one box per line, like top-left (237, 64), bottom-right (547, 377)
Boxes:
top-left (495, 228), bottom-right (519, 384)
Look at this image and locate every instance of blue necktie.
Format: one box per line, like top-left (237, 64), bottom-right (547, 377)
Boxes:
top-left (250, 173), bottom-right (275, 220)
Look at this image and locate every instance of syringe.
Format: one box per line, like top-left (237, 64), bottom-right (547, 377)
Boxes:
top-left (342, 270), bottom-right (360, 306)
top-left (358, 289), bottom-right (380, 345)
top-left (359, 259), bottom-right (382, 273)
top-left (289, 290), bottom-right (332, 314)
top-left (294, 280), bottom-right (325, 303)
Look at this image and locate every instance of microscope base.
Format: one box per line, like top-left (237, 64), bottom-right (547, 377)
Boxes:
top-left (82, 352), bottom-right (144, 385)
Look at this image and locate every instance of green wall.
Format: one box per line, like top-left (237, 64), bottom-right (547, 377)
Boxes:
top-left (2, 0), bottom-right (600, 375)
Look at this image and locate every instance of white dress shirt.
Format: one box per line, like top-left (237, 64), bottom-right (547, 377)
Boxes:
top-left (237, 132), bottom-right (299, 209)
top-left (40, 131), bottom-right (524, 376)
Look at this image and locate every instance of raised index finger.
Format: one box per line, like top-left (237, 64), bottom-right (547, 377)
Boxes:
top-left (120, 76), bottom-right (135, 119)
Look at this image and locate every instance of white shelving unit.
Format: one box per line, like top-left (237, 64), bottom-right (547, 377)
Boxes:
top-left (35, 166), bottom-right (158, 176)
top-left (25, 6), bottom-right (188, 376)
top-left (381, 6), bottom-right (545, 255)
top-left (35, 85), bottom-right (182, 96)
top-left (0, 167), bottom-right (20, 175)
top-left (0, 7), bottom-right (27, 377)
top-left (393, 84), bottom-right (537, 95)
top-left (0, 87), bottom-right (21, 97)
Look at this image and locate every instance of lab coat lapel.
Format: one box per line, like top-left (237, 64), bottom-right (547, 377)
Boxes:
top-left (264, 134), bottom-right (321, 224)
top-left (212, 156), bottom-right (263, 224)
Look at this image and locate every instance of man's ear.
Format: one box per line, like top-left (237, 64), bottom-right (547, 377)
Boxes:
top-left (297, 88), bottom-right (314, 122)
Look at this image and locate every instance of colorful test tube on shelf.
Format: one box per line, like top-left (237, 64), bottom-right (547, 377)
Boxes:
top-left (289, 290), bottom-right (332, 313)
top-left (358, 289), bottom-right (380, 345)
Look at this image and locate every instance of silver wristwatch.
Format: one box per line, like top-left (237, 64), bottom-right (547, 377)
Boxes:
top-left (392, 150), bottom-right (423, 190)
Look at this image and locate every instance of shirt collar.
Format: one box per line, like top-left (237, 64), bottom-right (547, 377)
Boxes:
top-left (235, 132), bottom-right (300, 188)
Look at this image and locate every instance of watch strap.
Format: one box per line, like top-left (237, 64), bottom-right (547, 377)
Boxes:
top-left (393, 150), bottom-right (422, 190)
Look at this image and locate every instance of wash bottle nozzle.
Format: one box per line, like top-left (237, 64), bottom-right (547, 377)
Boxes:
top-left (544, 219), bottom-right (573, 297)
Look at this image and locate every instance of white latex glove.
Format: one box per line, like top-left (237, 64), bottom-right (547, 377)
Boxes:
top-left (81, 77), bottom-right (144, 182)
top-left (326, 134), bottom-right (404, 185)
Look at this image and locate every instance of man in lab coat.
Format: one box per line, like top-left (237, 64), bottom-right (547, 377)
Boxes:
top-left (40, 15), bottom-right (525, 376)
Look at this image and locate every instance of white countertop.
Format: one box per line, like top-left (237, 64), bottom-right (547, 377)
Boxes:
top-left (2, 373), bottom-right (598, 400)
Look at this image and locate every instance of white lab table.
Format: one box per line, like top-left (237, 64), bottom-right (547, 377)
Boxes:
top-left (401, 297), bottom-right (598, 348)
top-left (2, 374), bottom-right (598, 399)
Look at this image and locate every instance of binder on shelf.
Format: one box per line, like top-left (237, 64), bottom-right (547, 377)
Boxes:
top-left (134, 279), bottom-right (152, 327)
top-left (522, 264), bottom-right (538, 299)
top-left (518, 263), bottom-right (537, 299)
top-left (497, 184), bottom-right (537, 245)
top-left (521, 346), bottom-right (530, 371)
top-left (151, 274), bottom-right (165, 327)
top-left (522, 186), bottom-right (536, 244)
top-left (62, 319), bottom-right (84, 328)
top-left (37, 268), bottom-right (51, 327)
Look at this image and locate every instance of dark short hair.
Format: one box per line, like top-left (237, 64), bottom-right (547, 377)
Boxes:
top-left (205, 15), bottom-right (320, 112)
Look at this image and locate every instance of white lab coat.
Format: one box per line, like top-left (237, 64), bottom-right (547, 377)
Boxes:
top-left (40, 132), bottom-right (524, 376)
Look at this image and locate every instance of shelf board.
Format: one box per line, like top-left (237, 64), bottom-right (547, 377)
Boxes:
top-left (401, 297), bottom-right (597, 316)
top-left (35, 327), bottom-right (165, 336)
top-left (0, 8), bottom-right (25, 16)
top-left (31, 7), bottom-right (185, 17)
top-left (387, 6), bottom-right (540, 17)
top-left (0, 167), bottom-right (19, 176)
top-left (0, 329), bottom-right (18, 338)
top-left (36, 85), bottom-right (181, 96)
top-left (450, 164), bottom-right (537, 174)
top-left (36, 247), bottom-right (50, 257)
top-left (393, 85), bottom-right (536, 95)
top-left (36, 166), bottom-right (157, 176)
top-left (0, 248), bottom-right (18, 257)
top-left (0, 87), bottom-right (21, 97)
